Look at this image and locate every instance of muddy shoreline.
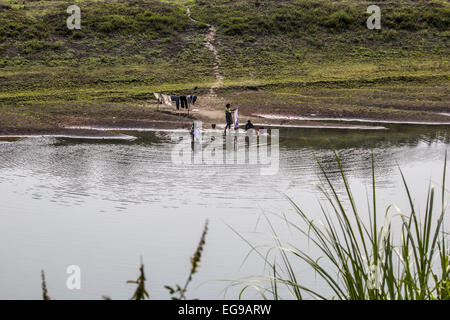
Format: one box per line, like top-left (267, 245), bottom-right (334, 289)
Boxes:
top-left (1, 97), bottom-right (449, 137)
top-left (1, 112), bottom-right (449, 138)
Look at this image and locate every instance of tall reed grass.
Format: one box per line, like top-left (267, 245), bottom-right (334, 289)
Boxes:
top-left (234, 152), bottom-right (449, 300)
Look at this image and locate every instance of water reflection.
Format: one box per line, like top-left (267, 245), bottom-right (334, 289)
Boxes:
top-left (0, 126), bottom-right (448, 209)
top-left (0, 124), bottom-right (448, 299)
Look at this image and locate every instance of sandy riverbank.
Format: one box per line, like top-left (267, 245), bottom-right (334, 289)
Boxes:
top-left (2, 108), bottom-right (450, 139)
top-left (1, 91), bottom-right (449, 137)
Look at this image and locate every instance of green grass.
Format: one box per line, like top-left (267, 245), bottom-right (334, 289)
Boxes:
top-left (234, 152), bottom-right (449, 300)
top-left (0, 0), bottom-right (216, 92)
top-left (191, 0), bottom-right (449, 36)
top-left (0, 0), bottom-right (448, 130)
top-left (1, 0), bottom-right (447, 92)
top-left (189, 0), bottom-right (449, 83)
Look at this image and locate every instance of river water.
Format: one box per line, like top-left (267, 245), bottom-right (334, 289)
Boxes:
top-left (0, 124), bottom-right (448, 299)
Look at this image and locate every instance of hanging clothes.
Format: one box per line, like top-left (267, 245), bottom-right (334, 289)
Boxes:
top-left (155, 93), bottom-right (196, 111)
top-left (180, 96), bottom-right (188, 109)
top-left (171, 95), bottom-right (180, 110)
top-left (187, 95), bottom-right (191, 109)
top-left (161, 94), bottom-right (172, 106)
top-left (153, 93), bottom-right (162, 103)
top-left (154, 93), bottom-right (172, 106)
top-left (187, 95), bottom-right (197, 106)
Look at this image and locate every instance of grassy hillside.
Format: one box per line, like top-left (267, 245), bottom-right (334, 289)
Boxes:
top-left (0, 0), bottom-right (449, 132)
top-left (190, 0), bottom-right (449, 84)
top-left (0, 0), bottom-right (214, 93)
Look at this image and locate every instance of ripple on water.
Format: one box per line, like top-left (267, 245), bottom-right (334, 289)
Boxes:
top-left (0, 127), bottom-right (449, 300)
top-left (0, 128), bottom-right (448, 211)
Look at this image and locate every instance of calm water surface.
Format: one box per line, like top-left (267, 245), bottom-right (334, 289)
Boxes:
top-left (0, 125), bottom-right (448, 299)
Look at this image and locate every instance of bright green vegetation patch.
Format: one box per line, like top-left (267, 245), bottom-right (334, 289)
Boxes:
top-left (1, 0), bottom-right (449, 92)
top-left (1, 0), bottom-right (191, 40)
top-left (190, 0), bottom-right (449, 83)
top-left (0, 0), bottom-right (216, 92)
top-left (191, 0), bottom-right (449, 36)
top-left (0, 0), bottom-right (448, 130)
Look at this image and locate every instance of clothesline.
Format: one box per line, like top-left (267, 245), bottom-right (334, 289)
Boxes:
top-left (153, 93), bottom-right (197, 114)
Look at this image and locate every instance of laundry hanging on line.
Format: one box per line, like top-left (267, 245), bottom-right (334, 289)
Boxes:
top-left (162, 94), bottom-right (172, 105)
top-left (154, 93), bottom-right (198, 111)
top-left (180, 96), bottom-right (187, 109)
top-left (153, 93), bottom-right (172, 106)
top-left (153, 92), bottom-right (161, 103)
top-left (170, 95), bottom-right (180, 110)
top-left (171, 95), bottom-right (197, 110)
top-left (187, 95), bottom-right (197, 105)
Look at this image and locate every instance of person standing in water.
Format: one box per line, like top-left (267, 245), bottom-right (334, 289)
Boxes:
top-left (224, 103), bottom-right (235, 134)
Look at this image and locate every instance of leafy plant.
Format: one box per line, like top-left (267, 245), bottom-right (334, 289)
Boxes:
top-left (127, 257), bottom-right (150, 300)
top-left (234, 152), bottom-right (449, 300)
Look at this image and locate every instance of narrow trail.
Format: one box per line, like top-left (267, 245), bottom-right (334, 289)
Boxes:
top-left (187, 7), bottom-right (223, 96)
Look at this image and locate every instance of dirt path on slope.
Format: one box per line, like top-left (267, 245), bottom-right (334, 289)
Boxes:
top-left (187, 8), bottom-right (224, 95)
top-left (186, 7), bottom-right (227, 125)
